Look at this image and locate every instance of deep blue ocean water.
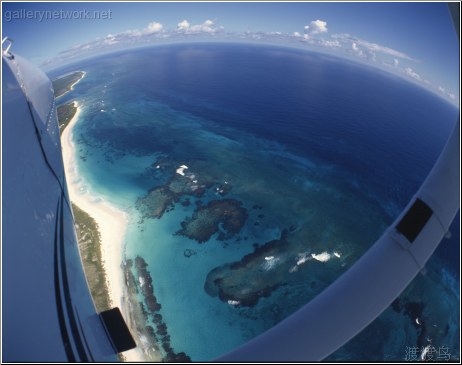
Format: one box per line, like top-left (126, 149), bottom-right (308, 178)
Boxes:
top-left (50, 43), bottom-right (459, 361)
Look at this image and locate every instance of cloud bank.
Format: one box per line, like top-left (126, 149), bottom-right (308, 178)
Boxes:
top-left (42, 18), bottom-right (455, 103)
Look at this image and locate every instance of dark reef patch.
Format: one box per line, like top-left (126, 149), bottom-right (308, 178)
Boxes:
top-left (204, 230), bottom-right (295, 307)
top-left (176, 199), bottom-right (248, 243)
top-left (128, 256), bottom-right (191, 362)
top-left (136, 186), bottom-right (176, 220)
top-left (135, 163), bottom-right (215, 220)
top-left (392, 298), bottom-right (429, 350)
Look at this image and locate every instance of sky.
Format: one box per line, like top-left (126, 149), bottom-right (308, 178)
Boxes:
top-left (1, 1), bottom-right (460, 105)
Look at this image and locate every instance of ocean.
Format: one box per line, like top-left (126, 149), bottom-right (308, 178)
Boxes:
top-left (50, 43), bottom-right (460, 361)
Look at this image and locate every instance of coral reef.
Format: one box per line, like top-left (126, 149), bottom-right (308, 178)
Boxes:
top-left (177, 199), bottom-right (248, 243)
top-left (124, 256), bottom-right (191, 362)
top-left (136, 164), bottom-right (213, 220)
top-left (204, 230), bottom-right (293, 307)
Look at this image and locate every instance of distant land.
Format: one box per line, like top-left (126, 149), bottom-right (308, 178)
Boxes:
top-left (52, 70), bottom-right (85, 98)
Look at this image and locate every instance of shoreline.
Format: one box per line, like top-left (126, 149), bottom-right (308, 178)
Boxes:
top-left (57, 101), bottom-right (79, 135)
top-left (61, 101), bottom-right (126, 310)
top-left (56, 71), bottom-right (86, 99)
top-left (60, 102), bottom-right (145, 361)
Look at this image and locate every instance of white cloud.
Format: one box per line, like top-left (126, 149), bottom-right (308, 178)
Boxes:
top-left (361, 39), bottom-right (414, 60)
top-left (177, 20), bottom-right (190, 31)
top-left (333, 33), bottom-right (417, 61)
top-left (204, 19), bottom-right (213, 27)
top-left (393, 58), bottom-right (399, 67)
top-left (304, 19), bottom-right (328, 35)
top-left (293, 31), bottom-right (301, 37)
top-left (349, 40), bottom-right (376, 61)
top-left (119, 21), bottom-right (164, 37)
top-left (320, 39), bottom-right (341, 48)
top-left (404, 67), bottom-right (422, 81)
top-left (49, 18), bottom-right (223, 67)
top-left (191, 19), bottom-right (220, 33)
top-left (103, 34), bottom-right (118, 45)
top-left (177, 19), bottom-right (221, 34)
top-left (352, 42), bottom-right (363, 56)
top-left (437, 86), bottom-right (456, 100)
top-left (146, 22), bottom-right (163, 34)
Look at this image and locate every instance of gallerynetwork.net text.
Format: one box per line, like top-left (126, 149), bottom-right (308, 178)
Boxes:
top-left (4, 9), bottom-right (113, 22)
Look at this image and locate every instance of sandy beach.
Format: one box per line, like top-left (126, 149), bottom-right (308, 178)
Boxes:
top-left (61, 101), bottom-right (126, 309)
top-left (61, 102), bottom-right (144, 361)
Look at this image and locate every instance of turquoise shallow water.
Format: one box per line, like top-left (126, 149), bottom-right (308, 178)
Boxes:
top-left (126, 208), bottom-right (259, 360)
top-left (53, 43), bottom-right (459, 361)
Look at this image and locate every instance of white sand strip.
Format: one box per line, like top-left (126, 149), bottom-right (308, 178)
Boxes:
top-left (70, 71), bottom-right (86, 91)
top-left (61, 102), bottom-right (144, 361)
top-left (61, 101), bottom-right (126, 310)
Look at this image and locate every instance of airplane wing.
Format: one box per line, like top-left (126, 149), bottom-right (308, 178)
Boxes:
top-left (2, 41), bottom-right (135, 362)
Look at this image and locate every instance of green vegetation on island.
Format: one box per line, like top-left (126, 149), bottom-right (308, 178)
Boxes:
top-left (57, 102), bottom-right (77, 135)
top-left (57, 90), bottom-right (111, 315)
top-left (52, 71), bottom-right (85, 98)
top-left (71, 202), bottom-right (111, 313)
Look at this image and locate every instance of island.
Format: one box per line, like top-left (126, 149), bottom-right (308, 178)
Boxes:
top-left (71, 203), bottom-right (111, 312)
top-left (57, 101), bottom-right (78, 135)
top-left (52, 71), bottom-right (85, 98)
top-left (56, 97), bottom-right (111, 314)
